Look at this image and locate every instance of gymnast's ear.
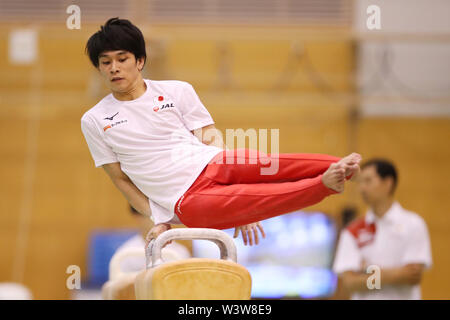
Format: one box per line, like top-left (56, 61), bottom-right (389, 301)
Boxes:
top-left (136, 56), bottom-right (145, 72)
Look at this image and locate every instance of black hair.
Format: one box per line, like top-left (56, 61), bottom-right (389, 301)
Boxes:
top-left (340, 206), bottom-right (358, 228)
top-left (361, 158), bottom-right (398, 195)
top-left (85, 17), bottom-right (146, 68)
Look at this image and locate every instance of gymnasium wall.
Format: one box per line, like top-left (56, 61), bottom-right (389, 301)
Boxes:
top-left (351, 0), bottom-right (450, 299)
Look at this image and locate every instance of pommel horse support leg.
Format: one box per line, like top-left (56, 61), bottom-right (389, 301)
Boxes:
top-left (135, 228), bottom-right (252, 300)
top-left (102, 248), bottom-right (145, 300)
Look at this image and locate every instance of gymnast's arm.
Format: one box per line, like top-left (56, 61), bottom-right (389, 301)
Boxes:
top-left (191, 124), bottom-right (227, 149)
top-left (102, 162), bottom-right (151, 217)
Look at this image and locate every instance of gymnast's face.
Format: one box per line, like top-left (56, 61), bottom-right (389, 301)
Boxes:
top-left (97, 50), bottom-right (145, 94)
top-left (358, 165), bottom-right (394, 205)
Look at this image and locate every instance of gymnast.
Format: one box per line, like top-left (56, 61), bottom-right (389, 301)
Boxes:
top-left (81, 18), bottom-right (361, 248)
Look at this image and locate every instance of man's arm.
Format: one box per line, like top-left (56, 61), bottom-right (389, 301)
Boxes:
top-left (102, 162), bottom-right (151, 217)
top-left (340, 263), bottom-right (425, 293)
top-left (103, 163), bottom-right (173, 248)
top-left (191, 124), bottom-right (226, 149)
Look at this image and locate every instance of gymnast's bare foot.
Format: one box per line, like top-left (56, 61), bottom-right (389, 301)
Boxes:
top-left (322, 163), bottom-right (346, 193)
top-left (338, 152), bottom-right (362, 181)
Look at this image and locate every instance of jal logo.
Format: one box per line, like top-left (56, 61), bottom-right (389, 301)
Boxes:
top-left (153, 103), bottom-right (175, 112)
top-left (152, 95), bottom-right (175, 112)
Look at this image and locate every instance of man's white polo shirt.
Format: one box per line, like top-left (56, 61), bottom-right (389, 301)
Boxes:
top-left (81, 79), bottom-right (224, 225)
top-left (333, 201), bottom-right (432, 299)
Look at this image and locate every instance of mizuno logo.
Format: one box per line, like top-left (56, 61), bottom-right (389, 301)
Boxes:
top-left (104, 112), bottom-right (119, 120)
top-left (103, 119), bottom-right (128, 131)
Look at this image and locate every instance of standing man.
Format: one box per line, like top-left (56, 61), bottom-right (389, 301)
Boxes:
top-left (81, 17), bottom-right (361, 248)
top-left (333, 159), bottom-right (432, 299)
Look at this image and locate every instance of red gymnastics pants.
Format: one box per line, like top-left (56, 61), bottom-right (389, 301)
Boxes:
top-left (174, 148), bottom-right (342, 230)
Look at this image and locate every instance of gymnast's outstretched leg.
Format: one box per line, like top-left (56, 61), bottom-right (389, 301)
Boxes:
top-left (173, 149), bottom-right (361, 229)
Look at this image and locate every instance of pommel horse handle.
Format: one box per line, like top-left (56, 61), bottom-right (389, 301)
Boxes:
top-left (145, 228), bottom-right (237, 269)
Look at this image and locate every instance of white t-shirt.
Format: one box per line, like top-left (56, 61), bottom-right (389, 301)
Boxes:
top-left (332, 201), bottom-right (432, 300)
top-left (81, 79), bottom-right (224, 225)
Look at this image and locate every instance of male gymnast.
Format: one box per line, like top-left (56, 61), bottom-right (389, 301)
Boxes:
top-left (81, 18), bottom-right (361, 248)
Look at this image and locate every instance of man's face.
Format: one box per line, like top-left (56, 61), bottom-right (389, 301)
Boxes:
top-left (358, 165), bottom-right (393, 205)
top-left (97, 50), bottom-right (144, 93)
